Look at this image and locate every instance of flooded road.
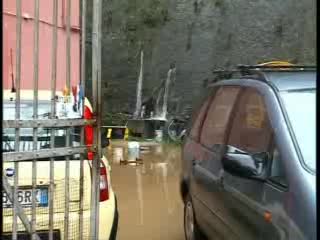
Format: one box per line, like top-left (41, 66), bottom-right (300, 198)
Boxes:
top-left (106, 141), bottom-right (185, 240)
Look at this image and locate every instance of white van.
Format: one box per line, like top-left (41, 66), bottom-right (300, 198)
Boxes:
top-left (2, 97), bottom-right (118, 240)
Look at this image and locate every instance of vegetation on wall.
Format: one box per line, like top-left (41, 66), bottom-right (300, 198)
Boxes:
top-left (123, 0), bottom-right (170, 47)
top-left (104, 112), bottom-right (130, 126)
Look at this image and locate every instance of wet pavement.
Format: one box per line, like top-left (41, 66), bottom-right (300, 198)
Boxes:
top-left (106, 141), bottom-right (185, 240)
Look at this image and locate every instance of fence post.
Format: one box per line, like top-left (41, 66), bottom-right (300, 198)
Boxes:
top-left (31, 1), bottom-right (40, 239)
top-left (64, 0), bottom-right (72, 239)
top-left (90, 0), bottom-right (103, 238)
top-left (79, 1), bottom-right (87, 239)
top-left (49, 0), bottom-right (58, 239)
top-left (13, 1), bottom-right (22, 238)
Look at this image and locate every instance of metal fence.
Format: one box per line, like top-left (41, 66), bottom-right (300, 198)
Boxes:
top-left (2, 0), bottom-right (103, 239)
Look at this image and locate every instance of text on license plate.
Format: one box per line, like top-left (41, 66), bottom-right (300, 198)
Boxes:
top-left (2, 188), bottom-right (48, 208)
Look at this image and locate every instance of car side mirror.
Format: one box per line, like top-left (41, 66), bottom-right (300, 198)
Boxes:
top-left (222, 149), bottom-right (268, 180)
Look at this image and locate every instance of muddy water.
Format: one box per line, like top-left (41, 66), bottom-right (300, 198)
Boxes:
top-left (106, 142), bottom-right (185, 240)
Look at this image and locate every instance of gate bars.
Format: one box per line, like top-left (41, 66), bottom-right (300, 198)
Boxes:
top-left (2, 0), bottom-right (103, 239)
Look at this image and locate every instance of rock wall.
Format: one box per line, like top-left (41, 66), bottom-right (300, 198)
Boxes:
top-left (84, 0), bottom-right (316, 123)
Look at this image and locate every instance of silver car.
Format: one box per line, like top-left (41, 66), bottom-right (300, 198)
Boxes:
top-left (180, 64), bottom-right (316, 240)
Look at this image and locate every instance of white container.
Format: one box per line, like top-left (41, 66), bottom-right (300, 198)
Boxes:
top-left (113, 147), bottom-right (123, 164)
top-left (128, 141), bottom-right (140, 161)
top-left (155, 130), bottom-right (163, 142)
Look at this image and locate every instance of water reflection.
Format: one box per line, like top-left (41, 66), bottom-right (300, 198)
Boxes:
top-left (136, 167), bottom-right (144, 225)
top-left (112, 147), bottom-right (124, 164)
top-left (108, 142), bottom-right (184, 240)
top-left (151, 162), bottom-right (173, 215)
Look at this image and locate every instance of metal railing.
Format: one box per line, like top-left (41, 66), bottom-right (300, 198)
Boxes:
top-left (2, 0), bottom-right (103, 239)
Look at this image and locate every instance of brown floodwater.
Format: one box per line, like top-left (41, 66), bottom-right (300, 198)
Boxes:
top-left (106, 141), bottom-right (185, 240)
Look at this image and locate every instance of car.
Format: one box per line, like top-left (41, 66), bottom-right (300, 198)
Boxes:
top-left (2, 97), bottom-right (118, 240)
top-left (180, 62), bottom-right (316, 240)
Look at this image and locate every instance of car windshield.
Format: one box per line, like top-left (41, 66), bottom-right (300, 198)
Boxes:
top-left (2, 102), bottom-right (73, 152)
top-left (280, 89), bottom-right (316, 172)
top-left (3, 102), bottom-right (51, 120)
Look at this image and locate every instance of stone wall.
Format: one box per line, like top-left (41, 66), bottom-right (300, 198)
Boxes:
top-left (85, 0), bottom-right (316, 123)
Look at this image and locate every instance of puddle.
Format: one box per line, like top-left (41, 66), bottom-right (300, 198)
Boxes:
top-left (107, 142), bottom-right (184, 240)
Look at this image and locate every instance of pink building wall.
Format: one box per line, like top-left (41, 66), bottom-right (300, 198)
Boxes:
top-left (3, 0), bottom-right (80, 94)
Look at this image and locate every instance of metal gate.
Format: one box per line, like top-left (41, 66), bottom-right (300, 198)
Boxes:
top-left (2, 0), bottom-right (103, 239)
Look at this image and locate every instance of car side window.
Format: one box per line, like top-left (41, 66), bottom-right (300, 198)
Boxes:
top-left (227, 88), bottom-right (272, 153)
top-left (189, 95), bottom-right (211, 141)
top-left (200, 86), bottom-right (241, 149)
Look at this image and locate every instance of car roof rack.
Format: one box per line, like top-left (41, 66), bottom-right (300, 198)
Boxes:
top-left (237, 64), bottom-right (316, 71)
top-left (210, 68), bottom-right (265, 83)
top-left (209, 63), bottom-right (316, 84)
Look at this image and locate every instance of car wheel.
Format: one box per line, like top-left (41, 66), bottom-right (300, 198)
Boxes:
top-left (184, 195), bottom-right (204, 240)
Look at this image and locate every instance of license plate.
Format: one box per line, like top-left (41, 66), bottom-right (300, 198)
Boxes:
top-left (2, 187), bottom-right (49, 208)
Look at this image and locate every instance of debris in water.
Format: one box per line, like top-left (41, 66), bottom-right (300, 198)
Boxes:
top-left (120, 158), bottom-right (144, 165)
top-left (140, 146), bottom-right (151, 154)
